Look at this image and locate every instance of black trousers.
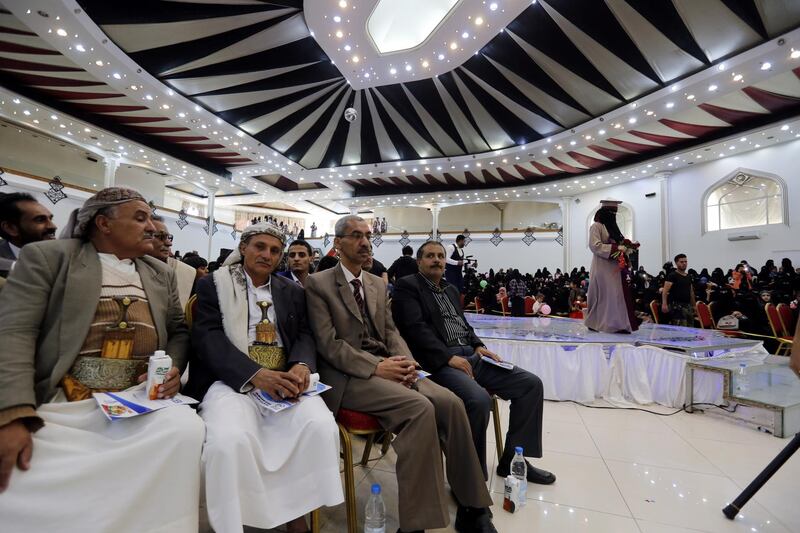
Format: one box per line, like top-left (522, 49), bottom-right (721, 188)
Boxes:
top-left (431, 345), bottom-right (544, 479)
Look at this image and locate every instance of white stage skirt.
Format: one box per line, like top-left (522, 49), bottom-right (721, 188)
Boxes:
top-left (0, 399), bottom-right (205, 533)
top-left (483, 340), bottom-right (769, 408)
top-left (199, 381), bottom-right (344, 533)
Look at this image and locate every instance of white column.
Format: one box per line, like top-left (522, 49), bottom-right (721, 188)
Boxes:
top-left (103, 157), bottom-right (119, 188)
top-left (655, 171), bottom-right (672, 265)
top-left (206, 186), bottom-right (218, 261)
top-left (430, 204), bottom-right (441, 238)
top-left (560, 197), bottom-right (572, 272)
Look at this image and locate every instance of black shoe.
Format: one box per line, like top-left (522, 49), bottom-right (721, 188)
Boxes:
top-left (496, 460), bottom-right (556, 485)
top-left (455, 506), bottom-right (497, 533)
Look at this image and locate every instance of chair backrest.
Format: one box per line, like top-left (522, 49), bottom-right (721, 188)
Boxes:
top-left (777, 303), bottom-right (796, 336)
top-left (649, 300), bottom-right (660, 324)
top-left (500, 295), bottom-right (509, 316)
top-left (764, 303), bottom-right (786, 337)
top-left (185, 294), bottom-right (198, 329)
top-left (524, 295), bottom-right (534, 315)
top-left (459, 293), bottom-right (465, 310)
top-left (695, 301), bottom-right (714, 329)
top-left (474, 297), bottom-right (484, 313)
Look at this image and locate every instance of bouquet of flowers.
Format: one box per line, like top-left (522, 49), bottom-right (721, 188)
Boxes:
top-left (610, 239), bottom-right (640, 270)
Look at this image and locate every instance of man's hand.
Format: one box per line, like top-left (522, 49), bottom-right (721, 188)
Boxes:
top-left (0, 420), bottom-right (33, 493)
top-left (136, 366), bottom-right (182, 399)
top-left (288, 364), bottom-right (311, 394)
top-left (475, 346), bottom-right (502, 362)
top-left (448, 356), bottom-right (474, 378)
top-left (252, 369), bottom-right (303, 400)
top-left (376, 356), bottom-right (417, 386)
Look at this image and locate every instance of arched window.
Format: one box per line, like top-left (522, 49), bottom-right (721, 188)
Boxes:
top-left (587, 203), bottom-right (634, 241)
top-left (703, 170), bottom-right (786, 232)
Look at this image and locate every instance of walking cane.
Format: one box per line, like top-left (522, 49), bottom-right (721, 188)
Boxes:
top-left (722, 432), bottom-right (800, 519)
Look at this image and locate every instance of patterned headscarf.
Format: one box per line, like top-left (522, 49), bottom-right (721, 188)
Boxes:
top-left (60, 187), bottom-right (147, 239)
top-left (222, 222), bottom-right (286, 266)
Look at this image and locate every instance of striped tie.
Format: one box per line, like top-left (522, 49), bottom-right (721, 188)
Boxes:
top-left (350, 279), bottom-right (365, 314)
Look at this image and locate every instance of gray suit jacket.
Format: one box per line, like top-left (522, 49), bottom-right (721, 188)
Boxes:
top-left (0, 239), bottom-right (189, 416)
top-left (305, 265), bottom-right (412, 414)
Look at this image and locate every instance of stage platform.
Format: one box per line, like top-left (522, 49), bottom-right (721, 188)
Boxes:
top-left (465, 315), bottom-right (769, 410)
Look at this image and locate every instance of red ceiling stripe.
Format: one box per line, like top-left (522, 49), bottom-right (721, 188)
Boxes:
top-left (658, 118), bottom-right (723, 137)
top-left (513, 164), bottom-right (539, 179)
top-left (440, 173), bottom-right (462, 186)
top-left (0, 57), bottom-right (82, 72)
top-left (424, 174), bottom-right (442, 186)
top-left (548, 157), bottom-right (584, 174)
top-left (530, 160), bottom-right (561, 175)
top-left (200, 152), bottom-right (243, 157)
top-left (0, 26), bottom-right (37, 36)
top-left (697, 102), bottom-right (762, 124)
top-left (274, 176), bottom-right (299, 191)
top-left (0, 40), bottom-right (60, 55)
top-left (496, 168), bottom-right (524, 183)
top-left (372, 177), bottom-right (392, 187)
top-left (113, 116), bottom-right (170, 123)
top-left (359, 179), bottom-right (374, 187)
top-left (345, 179), bottom-right (360, 188)
top-left (405, 175), bottom-right (428, 186)
top-left (154, 135), bottom-right (209, 143)
top-left (389, 176), bottom-right (407, 186)
top-left (566, 151), bottom-right (608, 169)
top-left (741, 86), bottom-right (800, 113)
top-left (37, 88), bottom-right (124, 100)
top-left (587, 144), bottom-right (630, 160)
top-left (179, 143), bottom-right (226, 150)
top-left (606, 138), bottom-right (658, 153)
top-left (212, 157), bottom-right (251, 163)
top-left (72, 102), bottom-right (149, 113)
top-left (129, 125), bottom-right (191, 133)
top-left (472, 170), bottom-right (490, 185)
top-left (628, 129), bottom-right (685, 144)
top-left (10, 72), bottom-right (102, 86)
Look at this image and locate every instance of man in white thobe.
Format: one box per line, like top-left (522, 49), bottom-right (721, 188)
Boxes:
top-left (185, 222), bottom-right (343, 533)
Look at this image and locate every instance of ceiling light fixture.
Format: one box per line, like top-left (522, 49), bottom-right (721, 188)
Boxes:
top-left (791, 49), bottom-right (800, 59)
top-left (75, 44), bottom-right (85, 52)
top-left (489, 2), bottom-right (498, 11)
top-left (475, 17), bottom-right (484, 25)
top-left (760, 62), bottom-right (771, 70)
top-left (450, 42), bottom-right (458, 50)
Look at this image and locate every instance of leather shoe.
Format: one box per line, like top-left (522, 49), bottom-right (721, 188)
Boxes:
top-left (496, 460), bottom-right (556, 485)
top-left (455, 506), bottom-right (497, 533)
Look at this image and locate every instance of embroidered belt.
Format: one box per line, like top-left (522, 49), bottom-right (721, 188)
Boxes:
top-left (70, 355), bottom-right (147, 390)
top-left (248, 345), bottom-right (287, 371)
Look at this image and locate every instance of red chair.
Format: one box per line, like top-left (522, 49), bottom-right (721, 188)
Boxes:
top-left (695, 301), bottom-right (715, 329)
top-left (492, 296), bottom-right (510, 316)
top-left (777, 303), bottom-right (797, 337)
top-left (459, 293), bottom-right (465, 310)
top-left (649, 300), bottom-right (661, 324)
top-left (524, 296), bottom-right (535, 316)
top-left (765, 303), bottom-right (793, 355)
top-left (473, 297), bottom-right (485, 314)
top-left (336, 409), bottom-right (391, 533)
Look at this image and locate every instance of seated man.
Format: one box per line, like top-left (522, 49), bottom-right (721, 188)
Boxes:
top-left (0, 187), bottom-right (204, 532)
top-left (185, 222), bottom-right (342, 533)
top-left (305, 215), bottom-right (496, 533)
top-left (392, 241), bottom-right (555, 485)
top-left (0, 191), bottom-right (57, 277)
top-left (280, 238), bottom-right (313, 287)
top-left (146, 215), bottom-right (197, 308)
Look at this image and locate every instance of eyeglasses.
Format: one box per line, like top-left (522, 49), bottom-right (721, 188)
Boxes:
top-left (153, 232), bottom-right (174, 241)
top-left (338, 231), bottom-right (372, 241)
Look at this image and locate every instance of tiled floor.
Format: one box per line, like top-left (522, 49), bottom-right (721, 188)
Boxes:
top-left (206, 399), bottom-right (800, 532)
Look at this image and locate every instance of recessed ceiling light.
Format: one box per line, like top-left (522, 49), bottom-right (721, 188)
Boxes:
top-left (781, 124), bottom-right (789, 131)
top-left (339, 0), bottom-right (347, 8)
top-left (733, 73), bottom-right (743, 81)
top-left (112, 72), bottom-right (121, 79)
top-left (475, 17), bottom-right (484, 25)
top-left (352, 55), bottom-right (359, 63)
top-left (405, 64), bottom-right (412, 71)
top-left (489, 2), bottom-right (498, 11)
top-left (161, 104), bottom-right (169, 109)
top-left (95, 60), bottom-right (104, 66)
top-left (450, 42), bottom-right (458, 50)
top-left (389, 67), bottom-right (397, 75)
top-left (422, 60), bottom-right (429, 68)
top-left (438, 53), bottom-right (445, 60)
top-left (708, 84), bottom-right (718, 91)
top-left (75, 44), bottom-right (85, 52)
top-left (665, 102), bottom-right (674, 108)
top-left (598, 129), bottom-right (606, 135)
top-left (462, 31), bottom-right (469, 39)
top-left (761, 62), bottom-right (771, 70)
top-left (628, 117), bottom-right (637, 124)
top-left (56, 28), bottom-right (67, 37)
top-left (343, 44), bottom-right (351, 51)
top-left (792, 50), bottom-right (800, 59)
top-left (333, 15), bottom-right (341, 22)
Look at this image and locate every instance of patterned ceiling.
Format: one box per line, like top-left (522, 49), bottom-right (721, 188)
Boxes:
top-left (3, 1), bottom-right (800, 198)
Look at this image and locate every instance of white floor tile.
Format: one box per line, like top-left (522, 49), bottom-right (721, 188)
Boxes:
top-left (636, 519), bottom-right (714, 532)
top-left (542, 399), bottom-right (585, 425)
top-left (663, 411), bottom-right (787, 446)
top-left (577, 403), bottom-right (676, 434)
top-left (606, 460), bottom-right (789, 533)
top-left (588, 424), bottom-right (722, 475)
top-left (542, 418), bottom-right (601, 458)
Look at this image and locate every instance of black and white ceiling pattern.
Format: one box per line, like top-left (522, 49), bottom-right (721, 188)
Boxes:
top-left (78, 0), bottom-right (800, 179)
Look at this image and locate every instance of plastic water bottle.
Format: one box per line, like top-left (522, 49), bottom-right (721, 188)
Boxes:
top-left (364, 483), bottom-right (386, 533)
top-left (736, 363), bottom-right (749, 394)
top-left (510, 446), bottom-right (527, 507)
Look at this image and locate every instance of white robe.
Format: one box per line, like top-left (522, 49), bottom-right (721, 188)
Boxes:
top-left (0, 399), bottom-right (205, 533)
top-left (199, 381), bottom-right (343, 533)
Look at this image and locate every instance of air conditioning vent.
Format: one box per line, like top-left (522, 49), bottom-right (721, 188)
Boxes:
top-left (727, 231), bottom-right (761, 241)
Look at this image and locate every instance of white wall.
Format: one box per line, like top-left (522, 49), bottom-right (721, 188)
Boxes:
top-left (1, 171), bottom-right (238, 261)
top-left (667, 139), bottom-right (800, 270)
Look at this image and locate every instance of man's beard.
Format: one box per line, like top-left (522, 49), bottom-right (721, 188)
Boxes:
top-left (20, 228), bottom-right (55, 245)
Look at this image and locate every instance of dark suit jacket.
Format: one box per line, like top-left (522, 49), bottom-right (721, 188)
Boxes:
top-left (305, 265), bottom-right (412, 414)
top-left (387, 255), bottom-right (418, 282)
top-left (0, 239), bottom-right (15, 278)
top-left (185, 271), bottom-right (317, 401)
top-left (392, 273), bottom-right (483, 371)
